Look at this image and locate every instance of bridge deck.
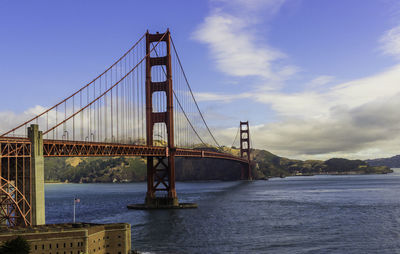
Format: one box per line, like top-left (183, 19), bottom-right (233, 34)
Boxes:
top-left (0, 137), bottom-right (248, 163)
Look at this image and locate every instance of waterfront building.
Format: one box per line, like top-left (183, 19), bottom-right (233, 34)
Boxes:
top-left (0, 223), bottom-right (131, 254)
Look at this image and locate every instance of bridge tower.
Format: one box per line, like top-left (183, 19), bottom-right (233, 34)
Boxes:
top-left (240, 121), bottom-right (252, 180)
top-left (144, 30), bottom-right (178, 208)
top-left (28, 124), bottom-right (45, 225)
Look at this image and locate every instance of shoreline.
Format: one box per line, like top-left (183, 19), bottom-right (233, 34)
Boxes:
top-left (45, 170), bottom-right (394, 184)
top-left (268, 169), bottom-right (394, 179)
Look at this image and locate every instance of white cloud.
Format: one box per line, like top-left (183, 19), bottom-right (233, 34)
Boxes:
top-left (307, 75), bottom-right (335, 89)
top-left (0, 105), bottom-right (48, 136)
top-left (251, 64), bottom-right (400, 120)
top-left (209, 0), bottom-right (287, 22)
top-left (380, 24), bottom-right (400, 57)
top-left (192, 2), bottom-right (400, 159)
top-left (193, 0), bottom-right (295, 84)
top-left (247, 94), bottom-right (400, 160)
top-left (195, 92), bottom-right (251, 102)
top-left (258, 65), bottom-right (400, 159)
top-left (204, 63), bottom-right (400, 159)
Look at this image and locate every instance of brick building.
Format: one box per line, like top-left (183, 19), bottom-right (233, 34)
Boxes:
top-left (0, 223), bottom-right (131, 254)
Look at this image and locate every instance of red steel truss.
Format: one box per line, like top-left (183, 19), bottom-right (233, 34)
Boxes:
top-left (0, 138), bottom-right (32, 227)
top-left (0, 137), bottom-right (249, 163)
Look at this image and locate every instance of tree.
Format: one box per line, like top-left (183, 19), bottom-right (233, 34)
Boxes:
top-left (0, 236), bottom-right (31, 254)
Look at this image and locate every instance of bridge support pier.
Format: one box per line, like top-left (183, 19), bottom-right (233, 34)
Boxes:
top-left (128, 154), bottom-right (196, 209)
top-left (145, 155), bottom-right (179, 208)
top-left (28, 124), bottom-right (45, 225)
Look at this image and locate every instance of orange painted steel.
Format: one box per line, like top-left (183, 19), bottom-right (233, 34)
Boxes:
top-left (145, 30), bottom-right (178, 204)
top-left (0, 137), bottom-right (248, 163)
top-left (42, 139), bottom-right (167, 157)
top-left (0, 138), bottom-right (32, 227)
top-left (175, 148), bottom-right (248, 163)
top-left (0, 176), bottom-right (32, 227)
top-left (0, 138), bottom-right (31, 157)
top-left (240, 121), bottom-right (252, 180)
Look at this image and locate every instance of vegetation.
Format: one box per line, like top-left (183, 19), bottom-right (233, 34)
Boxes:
top-left (366, 155), bottom-right (400, 168)
top-left (44, 156), bottom-right (241, 183)
top-left (0, 236), bottom-right (30, 254)
top-left (250, 149), bottom-right (392, 178)
top-left (44, 147), bottom-right (392, 183)
top-left (45, 157), bottom-right (146, 183)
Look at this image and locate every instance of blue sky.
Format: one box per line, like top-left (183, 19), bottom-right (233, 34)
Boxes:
top-left (1, 0), bottom-right (400, 159)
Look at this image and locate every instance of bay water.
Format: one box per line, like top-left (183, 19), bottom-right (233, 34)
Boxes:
top-left (45, 169), bottom-right (400, 253)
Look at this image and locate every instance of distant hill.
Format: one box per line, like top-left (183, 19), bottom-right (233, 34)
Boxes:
top-left (250, 149), bottom-right (391, 179)
top-left (366, 155), bottom-right (400, 168)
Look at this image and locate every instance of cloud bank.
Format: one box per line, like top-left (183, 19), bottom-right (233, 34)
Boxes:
top-left (381, 24), bottom-right (400, 58)
top-left (194, 1), bottom-right (400, 160)
top-left (193, 0), bottom-right (296, 85)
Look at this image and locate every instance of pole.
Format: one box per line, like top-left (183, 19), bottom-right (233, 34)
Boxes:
top-left (73, 198), bottom-right (75, 223)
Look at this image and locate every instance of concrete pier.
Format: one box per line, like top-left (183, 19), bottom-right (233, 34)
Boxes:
top-left (127, 200), bottom-right (197, 210)
top-left (28, 124), bottom-right (45, 225)
top-left (128, 197), bottom-right (197, 209)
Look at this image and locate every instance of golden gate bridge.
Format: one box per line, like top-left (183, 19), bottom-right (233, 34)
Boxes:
top-left (0, 30), bottom-right (251, 227)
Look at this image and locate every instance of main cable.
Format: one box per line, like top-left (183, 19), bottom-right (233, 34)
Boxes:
top-left (152, 47), bottom-right (207, 147)
top-left (1, 34), bottom-right (146, 137)
top-left (43, 33), bottom-right (167, 135)
top-left (170, 37), bottom-right (221, 148)
top-left (231, 126), bottom-right (240, 148)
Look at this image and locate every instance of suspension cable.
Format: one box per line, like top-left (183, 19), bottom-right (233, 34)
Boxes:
top-left (152, 49), bottom-right (207, 146)
top-left (1, 33), bottom-right (146, 137)
top-left (43, 33), bottom-right (167, 135)
top-left (170, 37), bottom-right (221, 148)
top-left (231, 125), bottom-right (240, 148)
